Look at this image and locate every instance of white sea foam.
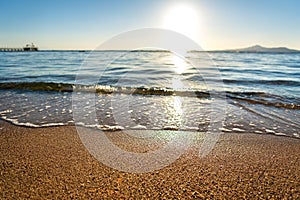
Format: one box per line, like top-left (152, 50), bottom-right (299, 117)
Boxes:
top-left (265, 129), bottom-right (275, 133)
top-left (132, 124), bottom-right (147, 130)
top-left (232, 128), bottom-right (245, 132)
top-left (274, 132), bottom-right (286, 136)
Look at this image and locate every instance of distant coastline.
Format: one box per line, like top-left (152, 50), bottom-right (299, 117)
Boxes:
top-left (192, 45), bottom-right (300, 53)
top-left (51, 45), bottom-right (300, 53)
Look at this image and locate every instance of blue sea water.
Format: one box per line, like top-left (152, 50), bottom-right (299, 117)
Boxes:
top-left (0, 51), bottom-right (299, 138)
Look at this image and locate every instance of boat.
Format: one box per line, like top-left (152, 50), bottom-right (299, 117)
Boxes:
top-left (23, 43), bottom-right (38, 51)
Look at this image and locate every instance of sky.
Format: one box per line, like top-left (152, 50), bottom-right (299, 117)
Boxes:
top-left (0, 0), bottom-right (299, 50)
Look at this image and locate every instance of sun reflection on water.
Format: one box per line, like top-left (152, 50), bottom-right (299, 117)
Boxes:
top-left (173, 96), bottom-right (183, 117)
top-left (171, 54), bottom-right (188, 74)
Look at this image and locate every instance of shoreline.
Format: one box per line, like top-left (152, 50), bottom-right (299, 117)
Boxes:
top-left (0, 120), bottom-right (299, 199)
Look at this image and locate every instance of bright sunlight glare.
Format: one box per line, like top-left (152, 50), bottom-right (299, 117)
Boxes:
top-left (171, 55), bottom-right (188, 74)
top-left (163, 4), bottom-right (200, 41)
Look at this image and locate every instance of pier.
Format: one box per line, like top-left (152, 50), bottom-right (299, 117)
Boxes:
top-left (0, 47), bottom-right (24, 52)
top-left (0, 43), bottom-right (38, 52)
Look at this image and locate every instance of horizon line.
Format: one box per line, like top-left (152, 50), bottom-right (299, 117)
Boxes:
top-left (2, 44), bottom-right (300, 52)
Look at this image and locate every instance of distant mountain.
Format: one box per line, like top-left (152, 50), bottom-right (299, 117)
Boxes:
top-left (221, 45), bottom-right (300, 53)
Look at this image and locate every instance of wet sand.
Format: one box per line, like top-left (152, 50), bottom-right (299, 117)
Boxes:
top-left (0, 120), bottom-right (299, 199)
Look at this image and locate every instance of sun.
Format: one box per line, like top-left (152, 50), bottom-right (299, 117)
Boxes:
top-left (163, 4), bottom-right (200, 40)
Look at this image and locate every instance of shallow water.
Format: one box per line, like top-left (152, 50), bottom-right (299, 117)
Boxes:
top-left (0, 51), bottom-right (299, 138)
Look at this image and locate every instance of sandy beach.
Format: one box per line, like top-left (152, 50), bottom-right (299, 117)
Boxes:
top-left (0, 119), bottom-right (299, 199)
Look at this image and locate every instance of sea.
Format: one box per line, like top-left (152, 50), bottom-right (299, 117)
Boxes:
top-left (0, 50), bottom-right (299, 138)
